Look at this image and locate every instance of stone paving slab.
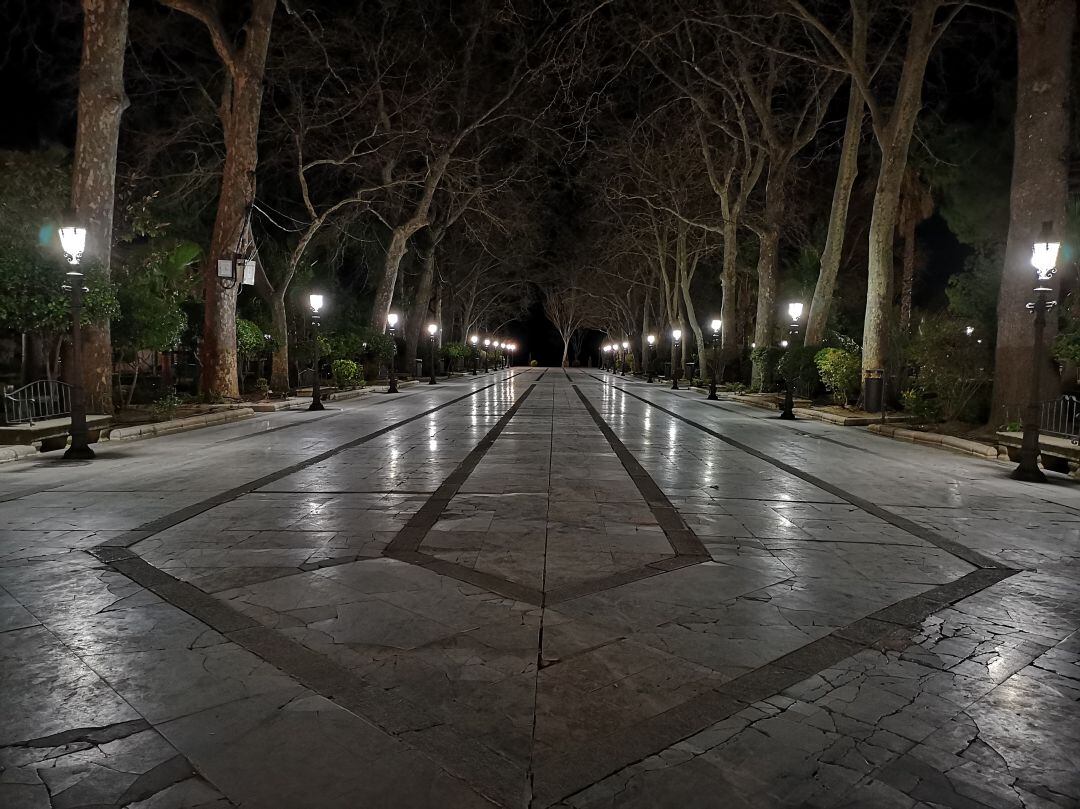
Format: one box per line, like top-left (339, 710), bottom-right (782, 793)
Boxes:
top-left (0, 369), bottom-right (1077, 808)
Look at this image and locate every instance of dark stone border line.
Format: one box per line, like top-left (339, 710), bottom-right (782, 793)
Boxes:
top-left (585, 373), bottom-right (1004, 571)
top-left (531, 565), bottom-right (1018, 807)
top-left (218, 411), bottom-right (341, 444)
top-left (569, 383), bottom-right (709, 561)
top-left (93, 370), bottom-right (532, 550)
top-left (85, 545), bottom-right (526, 809)
top-left (382, 372), bottom-right (549, 605)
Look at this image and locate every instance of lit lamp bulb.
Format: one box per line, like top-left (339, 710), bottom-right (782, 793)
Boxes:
top-left (387, 313), bottom-right (399, 329)
top-left (672, 329), bottom-right (682, 342)
top-left (1032, 240), bottom-right (1060, 287)
top-left (965, 326), bottom-right (975, 337)
top-left (58, 227), bottom-right (87, 266)
top-left (710, 319), bottom-right (721, 333)
top-left (788, 302), bottom-right (804, 322)
top-left (309, 293), bottom-right (323, 312)
top-left (483, 338), bottom-right (490, 347)
top-left (471, 335), bottom-right (478, 345)
top-left (647, 335), bottom-right (655, 346)
top-left (427, 323), bottom-right (438, 336)
top-left (621, 341), bottom-right (629, 350)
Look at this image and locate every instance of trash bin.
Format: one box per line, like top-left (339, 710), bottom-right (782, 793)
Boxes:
top-left (864, 368), bottom-right (884, 413)
top-left (415, 358), bottom-right (424, 379)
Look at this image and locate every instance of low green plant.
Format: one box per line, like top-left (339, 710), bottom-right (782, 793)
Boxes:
top-left (254, 377), bottom-right (270, 399)
top-left (814, 346), bottom-right (861, 405)
top-left (902, 386), bottom-right (943, 424)
top-left (905, 314), bottom-right (992, 422)
top-left (529, 359), bottom-right (538, 367)
top-left (777, 344), bottom-right (821, 397)
top-left (151, 391), bottom-right (184, 420)
top-left (750, 346), bottom-right (784, 392)
top-left (331, 358), bottom-right (361, 388)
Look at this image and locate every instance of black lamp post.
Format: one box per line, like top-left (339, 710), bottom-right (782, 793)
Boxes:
top-left (779, 302), bottom-right (803, 420)
top-left (308, 293), bottom-right (325, 411)
top-left (621, 341), bottom-right (629, 376)
top-left (1013, 222), bottom-right (1060, 482)
top-left (427, 323), bottom-right (438, 384)
top-left (470, 335), bottom-right (479, 375)
top-left (671, 329), bottom-right (682, 390)
top-left (646, 335), bottom-right (655, 383)
top-left (707, 319), bottom-right (721, 400)
top-left (59, 225), bottom-right (93, 460)
top-left (483, 339), bottom-right (491, 372)
top-left (387, 312), bottom-right (399, 394)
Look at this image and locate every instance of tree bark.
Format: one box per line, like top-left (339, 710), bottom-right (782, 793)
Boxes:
top-left (860, 1), bottom-right (937, 383)
top-left (719, 219), bottom-right (740, 369)
top-left (71, 0), bottom-right (129, 413)
top-left (751, 161), bottom-right (790, 384)
top-left (805, 81), bottom-right (863, 345)
top-left (991, 0), bottom-right (1075, 423)
top-left (405, 242), bottom-right (437, 372)
top-left (269, 292), bottom-right (289, 391)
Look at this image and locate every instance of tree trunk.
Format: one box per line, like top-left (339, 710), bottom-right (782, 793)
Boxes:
top-left (805, 81), bottom-right (863, 345)
top-left (899, 222), bottom-right (917, 333)
top-left (372, 227), bottom-right (412, 335)
top-left (195, 0), bottom-right (275, 399)
top-left (405, 244), bottom-right (436, 372)
top-left (752, 226), bottom-right (781, 373)
top-left (71, 0), bottom-right (129, 413)
top-left (860, 1), bottom-right (936, 387)
top-left (270, 292), bottom-right (289, 391)
top-left (991, 0), bottom-right (1075, 423)
top-left (719, 219), bottom-right (739, 369)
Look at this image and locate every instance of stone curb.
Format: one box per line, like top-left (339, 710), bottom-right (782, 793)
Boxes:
top-left (867, 422), bottom-right (1001, 459)
top-left (793, 408), bottom-right (911, 427)
top-left (0, 444), bottom-right (40, 465)
top-left (106, 408), bottom-right (256, 441)
top-left (252, 380), bottom-right (425, 411)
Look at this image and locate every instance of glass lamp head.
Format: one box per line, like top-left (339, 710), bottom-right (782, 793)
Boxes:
top-left (387, 312), bottom-right (399, 328)
top-left (710, 319), bottom-right (721, 333)
top-left (471, 335), bottom-right (478, 345)
top-left (787, 302), bottom-right (804, 322)
top-left (58, 226), bottom-right (86, 265)
top-left (647, 334), bottom-right (655, 345)
top-left (309, 293), bottom-right (324, 312)
top-left (672, 329), bottom-right (682, 342)
top-left (621, 341), bottom-right (629, 350)
top-left (427, 323), bottom-right (438, 336)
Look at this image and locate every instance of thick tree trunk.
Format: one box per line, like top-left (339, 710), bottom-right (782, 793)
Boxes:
top-left (805, 82), bottom-right (863, 345)
top-left (71, 0), bottom-right (129, 413)
top-left (860, 1), bottom-right (936, 387)
top-left (405, 244), bottom-right (436, 372)
top-left (899, 224), bottom-right (917, 333)
top-left (719, 220), bottom-right (739, 368)
top-left (193, 0), bottom-right (275, 399)
top-left (372, 228), bottom-right (412, 335)
top-left (269, 293), bottom-right (289, 391)
top-left (991, 0), bottom-right (1075, 423)
top-left (752, 227), bottom-right (780, 366)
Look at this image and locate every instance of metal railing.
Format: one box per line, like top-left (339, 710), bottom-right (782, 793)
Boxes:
top-left (2, 380), bottom-right (72, 426)
top-left (1038, 395), bottom-right (1080, 440)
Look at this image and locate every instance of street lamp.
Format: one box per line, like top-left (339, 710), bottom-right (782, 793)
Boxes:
top-left (386, 312), bottom-right (399, 394)
top-left (621, 341), bottom-right (629, 376)
top-left (427, 323), bottom-right (438, 385)
top-left (671, 329), bottom-right (682, 390)
top-left (707, 318), bottom-right (722, 400)
top-left (646, 335), bottom-right (656, 383)
top-left (779, 301), bottom-right (803, 420)
top-left (308, 294), bottom-right (326, 411)
top-left (470, 334), bottom-right (479, 375)
top-left (483, 338), bottom-right (491, 372)
top-left (1013, 221), bottom-right (1060, 482)
top-left (58, 226), bottom-right (93, 460)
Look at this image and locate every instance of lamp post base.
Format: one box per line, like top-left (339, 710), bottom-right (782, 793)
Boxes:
top-left (1011, 463), bottom-right (1046, 483)
top-left (707, 382), bottom-right (717, 401)
top-left (308, 399), bottom-right (325, 411)
top-left (63, 444), bottom-right (95, 460)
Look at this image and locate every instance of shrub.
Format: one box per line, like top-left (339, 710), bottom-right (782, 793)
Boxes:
top-left (751, 346), bottom-right (785, 392)
top-left (777, 345), bottom-right (821, 397)
top-left (236, 319), bottom-right (265, 358)
top-left (529, 359), bottom-right (538, 367)
top-left (254, 377), bottom-right (270, 399)
top-left (151, 391), bottom-right (183, 420)
top-left (815, 347), bottom-right (861, 406)
top-left (362, 331), bottom-right (395, 361)
top-left (902, 386), bottom-right (942, 424)
top-left (331, 358), bottom-right (361, 388)
top-left (905, 314), bottom-right (992, 422)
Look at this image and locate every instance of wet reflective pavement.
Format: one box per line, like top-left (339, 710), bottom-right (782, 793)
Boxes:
top-left (1, 369), bottom-right (1077, 808)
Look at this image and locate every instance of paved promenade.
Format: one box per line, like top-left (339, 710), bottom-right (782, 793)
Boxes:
top-left (1, 368), bottom-right (1077, 808)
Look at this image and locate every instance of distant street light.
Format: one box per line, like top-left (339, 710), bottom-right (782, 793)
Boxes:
top-left (708, 318), bottom-right (721, 401)
top-left (646, 335), bottom-right (656, 383)
top-left (470, 334), bottom-right (479, 375)
top-left (483, 338), bottom-right (491, 372)
top-left (779, 302), bottom-right (803, 420)
top-left (1013, 221), bottom-right (1060, 482)
top-left (308, 293), bottom-right (326, 411)
top-left (427, 323), bottom-right (438, 385)
top-left (602, 343), bottom-right (611, 372)
top-left (671, 329), bottom-right (682, 390)
top-left (58, 225), bottom-right (93, 460)
top-left (387, 312), bottom-right (399, 394)
top-left (621, 341), bottom-right (629, 376)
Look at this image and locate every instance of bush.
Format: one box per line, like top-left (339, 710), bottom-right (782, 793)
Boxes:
top-left (751, 346), bottom-right (785, 392)
top-left (441, 342), bottom-right (466, 372)
top-left (902, 386), bottom-right (943, 424)
top-left (529, 359), bottom-right (538, 367)
top-left (236, 319), bottom-right (266, 357)
top-left (905, 314), bottom-right (992, 422)
top-left (815, 347), bottom-right (861, 406)
top-left (777, 345), bottom-right (821, 397)
top-left (254, 377), bottom-right (270, 399)
top-left (151, 391), bottom-right (183, 420)
top-left (331, 358), bottom-right (361, 388)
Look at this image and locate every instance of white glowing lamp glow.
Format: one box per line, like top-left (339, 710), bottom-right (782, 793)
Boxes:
top-left (788, 302), bottom-right (804, 322)
top-left (1032, 241), bottom-right (1060, 275)
top-left (672, 329), bottom-right (682, 342)
top-left (471, 335), bottom-right (479, 345)
top-left (965, 325), bottom-right (975, 337)
top-left (647, 334), bottom-right (655, 345)
top-left (387, 312), bottom-right (399, 328)
top-left (59, 227), bottom-right (87, 265)
top-left (309, 293), bottom-right (324, 312)
top-left (622, 341), bottom-right (629, 350)
top-left (710, 319), bottom-right (721, 332)
top-left (484, 338), bottom-right (491, 347)
top-left (781, 339), bottom-right (790, 348)
top-left (427, 323), bottom-right (438, 336)
top-left (603, 345), bottom-right (611, 352)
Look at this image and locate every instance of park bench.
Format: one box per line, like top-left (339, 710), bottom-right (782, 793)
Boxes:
top-left (0, 380), bottom-right (110, 452)
top-left (997, 395), bottom-right (1080, 474)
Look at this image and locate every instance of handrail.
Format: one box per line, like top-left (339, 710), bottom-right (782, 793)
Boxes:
top-left (2, 380), bottom-right (73, 426)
